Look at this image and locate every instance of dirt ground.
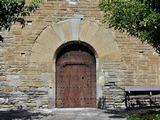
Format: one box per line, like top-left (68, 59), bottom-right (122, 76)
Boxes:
top-left (0, 107), bottom-right (160, 120)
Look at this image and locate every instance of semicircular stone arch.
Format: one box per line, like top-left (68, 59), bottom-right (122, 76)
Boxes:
top-left (30, 19), bottom-right (121, 63)
top-left (30, 19), bottom-right (122, 108)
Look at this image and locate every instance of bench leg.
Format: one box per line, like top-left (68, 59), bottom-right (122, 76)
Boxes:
top-left (125, 92), bottom-right (129, 108)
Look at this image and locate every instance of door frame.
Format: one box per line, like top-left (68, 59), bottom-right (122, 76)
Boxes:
top-left (53, 41), bottom-right (102, 108)
top-left (55, 43), bottom-right (97, 108)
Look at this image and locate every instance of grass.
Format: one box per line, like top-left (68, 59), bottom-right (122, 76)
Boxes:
top-left (127, 110), bottom-right (160, 120)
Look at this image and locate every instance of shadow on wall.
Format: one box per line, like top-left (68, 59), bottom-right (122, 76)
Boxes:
top-left (0, 35), bottom-right (4, 42)
top-left (0, 109), bottom-right (48, 120)
top-left (98, 96), bottom-right (106, 109)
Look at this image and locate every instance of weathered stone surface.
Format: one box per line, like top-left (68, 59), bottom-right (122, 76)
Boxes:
top-left (40, 73), bottom-right (54, 84)
top-left (61, 20), bottom-right (72, 42)
top-left (36, 26), bottom-right (61, 50)
top-left (7, 75), bottom-right (20, 81)
top-left (0, 98), bottom-right (5, 104)
top-left (70, 19), bottom-right (81, 40)
top-left (4, 51), bottom-right (15, 61)
top-left (31, 42), bottom-right (53, 54)
top-left (26, 102), bottom-right (37, 107)
top-left (84, 21), bottom-right (100, 43)
top-left (79, 20), bottom-right (90, 41)
top-left (5, 86), bottom-right (14, 92)
top-left (52, 23), bottom-right (66, 43)
top-left (0, 76), bottom-right (6, 81)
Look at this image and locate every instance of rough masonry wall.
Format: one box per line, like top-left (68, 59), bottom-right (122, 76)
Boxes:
top-left (0, 0), bottom-right (104, 109)
top-left (102, 33), bottom-right (160, 108)
top-left (0, 0), bottom-right (159, 109)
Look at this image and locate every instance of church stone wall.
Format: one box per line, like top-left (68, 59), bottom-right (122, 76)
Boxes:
top-left (0, 0), bottom-right (159, 109)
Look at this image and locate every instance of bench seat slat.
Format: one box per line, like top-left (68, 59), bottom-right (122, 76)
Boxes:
top-left (125, 86), bottom-right (160, 91)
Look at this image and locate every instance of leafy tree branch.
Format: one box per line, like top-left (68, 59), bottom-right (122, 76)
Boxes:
top-left (99, 0), bottom-right (160, 53)
top-left (0, 0), bottom-right (42, 31)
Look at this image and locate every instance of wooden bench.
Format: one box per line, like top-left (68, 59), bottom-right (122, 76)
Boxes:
top-left (125, 86), bottom-right (160, 108)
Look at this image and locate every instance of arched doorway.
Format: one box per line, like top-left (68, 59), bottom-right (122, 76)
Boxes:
top-left (56, 43), bottom-right (96, 108)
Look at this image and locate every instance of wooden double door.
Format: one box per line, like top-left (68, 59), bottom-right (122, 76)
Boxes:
top-left (56, 44), bottom-right (96, 108)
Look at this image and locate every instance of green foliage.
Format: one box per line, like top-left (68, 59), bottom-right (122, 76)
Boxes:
top-left (0, 0), bottom-right (42, 31)
top-left (99, 0), bottom-right (160, 53)
top-left (127, 111), bottom-right (160, 120)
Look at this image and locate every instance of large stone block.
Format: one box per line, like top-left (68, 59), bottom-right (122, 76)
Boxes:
top-left (70, 19), bottom-right (81, 40)
top-left (30, 51), bottom-right (53, 63)
top-left (7, 75), bottom-right (20, 81)
top-left (0, 98), bottom-right (5, 104)
top-left (40, 73), bottom-right (54, 84)
top-left (5, 86), bottom-right (14, 92)
top-left (0, 76), bottom-right (6, 81)
top-left (4, 51), bottom-right (15, 61)
top-left (84, 21), bottom-right (100, 43)
top-left (52, 23), bottom-right (66, 43)
top-left (79, 20), bottom-right (90, 41)
top-left (61, 21), bottom-right (72, 41)
top-left (36, 26), bottom-right (62, 51)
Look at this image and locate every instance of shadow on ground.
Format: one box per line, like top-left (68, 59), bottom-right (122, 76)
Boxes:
top-left (1, 107), bottom-right (160, 120)
top-left (0, 109), bottom-right (48, 120)
top-left (104, 106), bottom-right (160, 119)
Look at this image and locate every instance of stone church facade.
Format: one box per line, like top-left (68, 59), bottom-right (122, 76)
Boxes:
top-left (0, 0), bottom-right (159, 109)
